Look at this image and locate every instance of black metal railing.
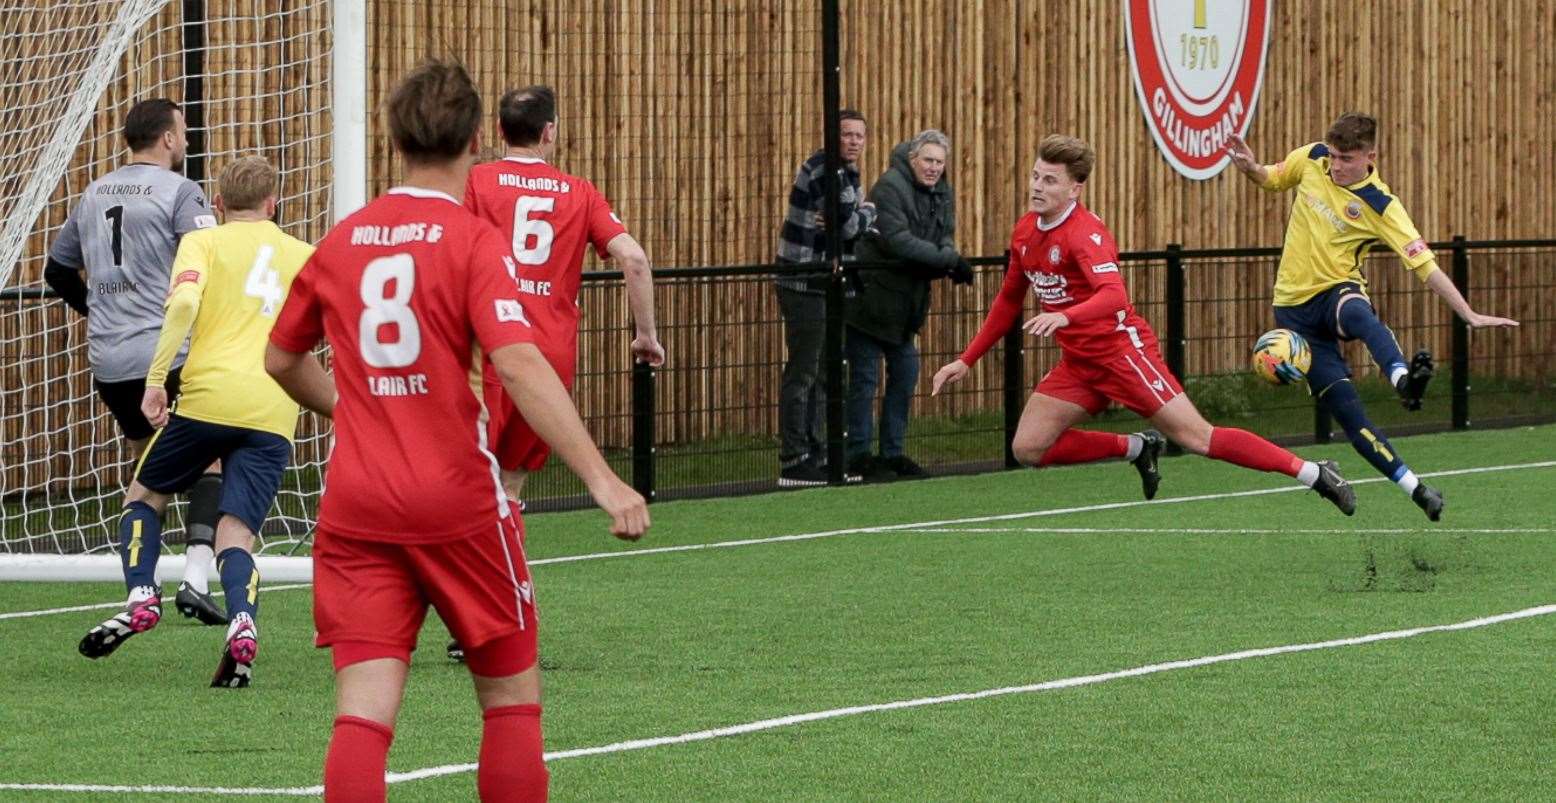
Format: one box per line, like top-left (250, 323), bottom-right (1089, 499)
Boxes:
top-left (507, 236), bottom-right (1553, 508)
top-left (4, 239), bottom-right (1552, 516)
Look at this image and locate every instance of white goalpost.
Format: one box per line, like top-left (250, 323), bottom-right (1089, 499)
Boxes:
top-left (0, 0), bottom-right (366, 582)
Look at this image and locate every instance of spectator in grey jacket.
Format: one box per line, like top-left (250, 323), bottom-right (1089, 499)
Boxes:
top-left (846, 129), bottom-right (972, 480)
top-left (774, 110), bottom-right (877, 486)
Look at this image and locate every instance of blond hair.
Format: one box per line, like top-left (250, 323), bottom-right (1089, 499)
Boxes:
top-left (1037, 134), bottom-right (1095, 183)
top-left (218, 155), bottom-right (277, 211)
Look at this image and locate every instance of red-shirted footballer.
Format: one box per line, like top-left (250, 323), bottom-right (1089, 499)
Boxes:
top-left (934, 135), bottom-right (1356, 515)
top-left (464, 85), bottom-right (663, 503)
top-left (264, 62), bottom-right (647, 803)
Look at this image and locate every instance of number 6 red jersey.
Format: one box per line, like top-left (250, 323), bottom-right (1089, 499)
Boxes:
top-left (463, 157), bottom-right (626, 360)
top-left (269, 187), bottom-right (536, 543)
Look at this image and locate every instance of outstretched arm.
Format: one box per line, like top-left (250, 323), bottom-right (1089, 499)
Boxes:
top-left (1225, 134), bottom-right (1268, 185)
top-left (605, 232), bottom-right (665, 366)
top-left (1423, 268), bottom-right (1519, 328)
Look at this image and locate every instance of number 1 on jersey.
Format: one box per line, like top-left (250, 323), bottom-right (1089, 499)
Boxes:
top-left (512, 195), bottom-right (555, 266)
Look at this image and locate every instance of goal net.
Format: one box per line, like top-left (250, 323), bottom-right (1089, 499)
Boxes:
top-left (0, 1), bottom-right (336, 565)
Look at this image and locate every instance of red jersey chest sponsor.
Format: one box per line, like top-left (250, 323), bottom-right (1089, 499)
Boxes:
top-left (465, 158), bottom-right (626, 353)
top-left (1013, 210), bottom-right (1157, 360)
top-left (280, 189), bottom-right (533, 542)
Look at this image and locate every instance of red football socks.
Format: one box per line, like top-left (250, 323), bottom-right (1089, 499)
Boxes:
top-left (1207, 427), bottom-right (1303, 477)
top-left (479, 704), bottom-right (548, 802)
top-left (324, 715), bottom-right (393, 802)
top-left (1037, 429), bottom-right (1129, 467)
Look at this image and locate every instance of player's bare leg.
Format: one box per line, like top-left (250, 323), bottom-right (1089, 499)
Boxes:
top-left (1148, 395), bottom-right (1355, 515)
top-left (210, 514), bottom-right (260, 688)
top-left (471, 662), bottom-right (547, 801)
top-left (1011, 393), bottom-right (1166, 500)
top-left (326, 657), bottom-right (409, 800)
top-left (79, 482), bottom-right (172, 658)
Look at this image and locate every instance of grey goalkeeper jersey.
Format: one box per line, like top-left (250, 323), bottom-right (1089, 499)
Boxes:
top-left (49, 163), bottom-right (215, 382)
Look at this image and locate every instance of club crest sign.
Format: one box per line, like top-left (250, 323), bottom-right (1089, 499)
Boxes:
top-left (1123, 0), bottom-right (1272, 179)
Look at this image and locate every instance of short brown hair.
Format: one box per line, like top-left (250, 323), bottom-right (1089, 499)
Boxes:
top-left (217, 156), bottom-right (276, 211)
top-left (1325, 112), bottom-right (1377, 151)
top-left (1037, 134), bottom-right (1095, 183)
top-left (387, 59), bottom-right (482, 165)
top-left (124, 98), bottom-right (181, 152)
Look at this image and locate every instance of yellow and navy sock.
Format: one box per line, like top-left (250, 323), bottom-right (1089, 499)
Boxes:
top-left (1337, 301), bottom-right (1408, 384)
top-left (217, 547), bottom-right (260, 622)
top-left (119, 501), bottom-right (162, 594)
top-left (1320, 379), bottom-right (1410, 483)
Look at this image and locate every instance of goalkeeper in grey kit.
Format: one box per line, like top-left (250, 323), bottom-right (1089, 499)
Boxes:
top-left (44, 99), bottom-right (227, 624)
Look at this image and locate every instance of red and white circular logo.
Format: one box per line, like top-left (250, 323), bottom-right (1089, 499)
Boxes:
top-left (1123, 0), bottom-right (1273, 180)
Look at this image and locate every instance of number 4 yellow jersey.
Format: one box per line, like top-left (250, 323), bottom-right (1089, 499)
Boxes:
top-left (146, 220), bottom-right (314, 440)
top-left (1261, 142), bottom-right (1438, 306)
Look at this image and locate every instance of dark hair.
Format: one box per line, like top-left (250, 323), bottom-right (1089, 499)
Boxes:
top-left (387, 59), bottom-right (483, 165)
top-left (498, 86), bottom-right (557, 147)
top-left (1326, 112), bottom-right (1377, 151)
top-left (123, 99), bottom-right (181, 152)
top-left (1037, 134), bottom-right (1095, 183)
top-left (840, 109), bottom-right (865, 126)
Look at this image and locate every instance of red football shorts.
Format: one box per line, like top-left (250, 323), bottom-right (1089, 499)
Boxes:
top-left (1036, 346), bottom-right (1185, 418)
top-left (312, 515), bottom-right (538, 674)
top-left (485, 350), bottom-right (576, 473)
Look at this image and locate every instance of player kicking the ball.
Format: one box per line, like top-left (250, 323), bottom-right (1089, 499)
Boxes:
top-left (1225, 113), bottom-right (1518, 520)
top-left (266, 60), bottom-right (647, 802)
top-left (933, 135), bottom-right (1355, 514)
top-left (78, 156), bottom-right (313, 689)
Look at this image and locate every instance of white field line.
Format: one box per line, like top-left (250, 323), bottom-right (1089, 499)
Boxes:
top-left (3, 601), bottom-right (1552, 797)
top-left (4, 460), bottom-right (1553, 623)
top-left (894, 527), bottom-right (1556, 535)
top-left (0, 583), bottom-right (313, 621)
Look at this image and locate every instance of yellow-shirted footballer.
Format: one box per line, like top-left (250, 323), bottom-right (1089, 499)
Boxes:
top-left (1224, 113), bottom-right (1518, 523)
top-left (143, 202), bottom-right (313, 438)
top-left (79, 156), bottom-right (313, 688)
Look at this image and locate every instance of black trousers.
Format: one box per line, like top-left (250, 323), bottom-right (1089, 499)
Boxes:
top-left (776, 286), bottom-right (828, 466)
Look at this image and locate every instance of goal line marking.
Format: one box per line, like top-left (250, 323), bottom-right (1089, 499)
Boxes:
top-left (4, 601), bottom-right (1551, 796)
top-left (892, 526), bottom-right (1556, 535)
top-left (4, 459), bottom-right (1552, 623)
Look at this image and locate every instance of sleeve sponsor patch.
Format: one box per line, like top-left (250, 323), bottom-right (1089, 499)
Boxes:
top-left (494, 298), bottom-right (531, 325)
top-left (1091, 262), bottom-right (1118, 274)
top-left (193, 214), bottom-right (217, 229)
top-left (174, 270), bottom-right (201, 286)
top-left (1404, 239), bottom-right (1428, 259)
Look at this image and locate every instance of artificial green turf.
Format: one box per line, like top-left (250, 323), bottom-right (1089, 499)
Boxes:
top-left (1, 425), bottom-right (1553, 800)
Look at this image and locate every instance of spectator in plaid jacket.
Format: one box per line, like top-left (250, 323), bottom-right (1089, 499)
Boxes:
top-left (774, 109), bottom-right (876, 486)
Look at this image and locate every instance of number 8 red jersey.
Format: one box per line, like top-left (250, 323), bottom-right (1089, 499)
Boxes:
top-left (269, 187), bottom-right (536, 543)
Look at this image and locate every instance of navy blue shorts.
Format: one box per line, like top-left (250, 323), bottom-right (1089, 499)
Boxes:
top-left (134, 415), bottom-right (291, 534)
top-left (1273, 282), bottom-right (1374, 392)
